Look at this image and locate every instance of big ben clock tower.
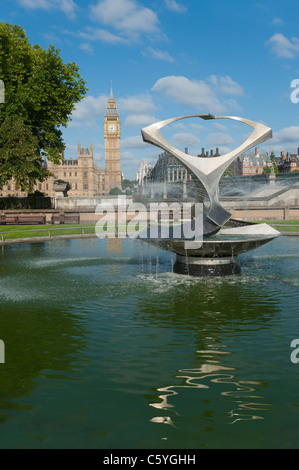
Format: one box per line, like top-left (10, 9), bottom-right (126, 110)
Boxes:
top-left (104, 82), bottom-right (121, 193)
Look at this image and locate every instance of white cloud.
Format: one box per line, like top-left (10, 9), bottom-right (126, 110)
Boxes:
top-left (209, 75), bottom-right (218, 85)
top-left (271, 18), bottom-right (284, 25)
top-left (217, 146), bottom-right (232, 155)
top-left (89, 0), bottom-right (159, 40)
top-left (153, 76), bottom-right (223, 112)
top-left (267, 33), bottom-right (299, 58)
top-left (79, 27), bottom-right (128, 44)
top-left (71, 94), bottom-right (107, 123)
top-left (172, 132), bottom-right (200, 148)
top-left (271, 126), bottom-right (299, 144)
top-left (19, 0), bottom-right (77, 19)
top-left (152, 75), bottom-right (232, 113)
top-left (121, 153), bottom-right (145, 177)
top-left (70, 92), bottom-right (157, 131)
top-left (94, 141), bottom-right (105, 150)
top-left (124, 114), bottom-right (158, 127)
top-left (164, 0), bottom-right (187, 13)
top-left (206, 132), bottom-right (234, 148)
top-left (213, 122), bottom-right (227, 130)
top-left (118, 95), bottom-right (157, 114)
top-left (65, 143), bottom-right (77, 153)
top-left (219, 76), bottom-right (244, 96)
top-left (93, 152), bottom-right (104, 163)
top-left (222, 98), bottom-right (242, 111)
top-left (79, 43), bottom-right (94, 54)
top-left (172, 122), bottom-right (187, 130)
top-left (67, 120), bottom-right (82, 129)
top-left (142, 47), bottom-right (174, 63)
top-left (121, 151), bottom-right (136, 161)
top-left (209, 75), bottom-right (244, 95)
top-left (42, 32), bottom-right (62, 44)
top-left (189, 123), bottom-right (206, 131)
top-left (121, 135), bottom-right (146, 148)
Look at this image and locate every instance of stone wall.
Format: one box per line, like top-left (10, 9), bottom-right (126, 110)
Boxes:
top-left (231, 206), bottom-right (299, 221)
top-left (54, 195), bottom-right (131, 210)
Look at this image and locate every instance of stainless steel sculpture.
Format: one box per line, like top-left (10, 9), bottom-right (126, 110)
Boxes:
top-left (142, 114), bottom-right (272, 229)
top-left (136, 114), bottom-right (280, 276)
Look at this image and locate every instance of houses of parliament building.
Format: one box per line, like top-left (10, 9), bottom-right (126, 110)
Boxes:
top-left (0, 84), bottom-right (122, 198)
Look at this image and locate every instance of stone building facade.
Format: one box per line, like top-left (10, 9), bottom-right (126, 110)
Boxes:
top-left (44, 142), bottom-right (101, 197)
top-left (139, 147), bottom-right (219, 187)
top-left (274, 149), bottom-right (299, 173)
top-left (0, 84), bottom-right (122, 198)
top-left (135, 160), bottom-right (153, 186)
top-left (236, 148), bottom-right (299, 176)
top-left (234, 148), bottom-right (271, 176)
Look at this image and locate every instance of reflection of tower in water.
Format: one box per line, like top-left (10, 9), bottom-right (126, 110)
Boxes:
top-left (106, 237), bottom-right (123, 254)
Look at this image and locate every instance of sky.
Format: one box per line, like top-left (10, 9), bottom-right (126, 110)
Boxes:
top-left (1, 0), bottom-right (299, 179)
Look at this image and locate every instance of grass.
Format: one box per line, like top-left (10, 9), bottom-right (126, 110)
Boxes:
top-left (0, 222), bottom-right (148, 241)
top-left (0, 219), bottom-right (298, 242)
top-left (0, 223), bottom-right (96, 240)
top-left (256, 220), bottom-right (299, 232)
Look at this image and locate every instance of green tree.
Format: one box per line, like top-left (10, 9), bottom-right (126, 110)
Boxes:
top-left (122, 178), bottom-right (134, 188)
top-left (0, 23), bottom-right (87, 186)
top-left (121, 178), bottom-right (135, 192)
top-left (263, 164), bottom-right (278, 174)
top-left (262, 166), bottom-right (271, 174)
top-left (109, 187), bottom-right (123, 195)
top-left (0, 116), bottom-right (51, 191)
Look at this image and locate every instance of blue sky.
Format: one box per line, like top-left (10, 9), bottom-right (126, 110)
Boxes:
top-left (1, 0), bottom-right (299, 178)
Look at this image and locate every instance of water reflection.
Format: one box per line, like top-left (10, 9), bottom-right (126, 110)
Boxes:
top-left (0, 236), bottom-right (297, 448)
top-left (0, 303), bottom-right (89, 423)
top-left (135, 269), bottom-right (281, 431)
top-left (148, 349), bottom-right (271, 427)
top-left (107, 238), bottom-right (123, 254)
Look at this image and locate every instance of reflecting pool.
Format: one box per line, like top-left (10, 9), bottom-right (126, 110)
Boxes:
top-left (0, 236), bottom-right (299, 449)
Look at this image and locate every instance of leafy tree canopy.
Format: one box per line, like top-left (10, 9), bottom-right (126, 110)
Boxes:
top-left (121, 179), bottom-right (135, 189)
top-left (0, 23), bottom-right (87, 187)
top-left (109, 187), bottom-right (123, 195)
top-left (263, 164), bottom-right (278, 174)
top-left (0, 115), bottom-right (52, 191)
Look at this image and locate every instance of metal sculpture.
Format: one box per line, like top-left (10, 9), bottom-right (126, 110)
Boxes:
top-left (136, 114), bottom-right (280, 276)
top-left (142, 114), bottom-right (272, 231)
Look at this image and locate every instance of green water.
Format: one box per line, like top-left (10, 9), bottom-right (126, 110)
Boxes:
top-left (0, 236), bottom-right (299, 449)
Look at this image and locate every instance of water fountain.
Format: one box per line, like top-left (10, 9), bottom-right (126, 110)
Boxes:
top-left (134, 113), bottom-right (280, 276)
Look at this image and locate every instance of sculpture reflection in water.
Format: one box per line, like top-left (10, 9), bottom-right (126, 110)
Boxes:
top-left (149, 345), bottom-right (271, 427)
top-left (139, 272), bottom-right (277, 431)
top-left (135, 114), bottom-right (280, 276)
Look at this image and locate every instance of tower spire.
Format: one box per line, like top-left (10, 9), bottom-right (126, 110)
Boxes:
top-left (107, 80), bottom-right (117, 114)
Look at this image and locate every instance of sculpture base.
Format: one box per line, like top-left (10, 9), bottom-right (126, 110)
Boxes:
top-left (173, 255), bottom-right (241, 277)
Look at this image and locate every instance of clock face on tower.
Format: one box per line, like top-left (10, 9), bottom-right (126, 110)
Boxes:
top-left (108, 123), bottom-right (116, 133)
